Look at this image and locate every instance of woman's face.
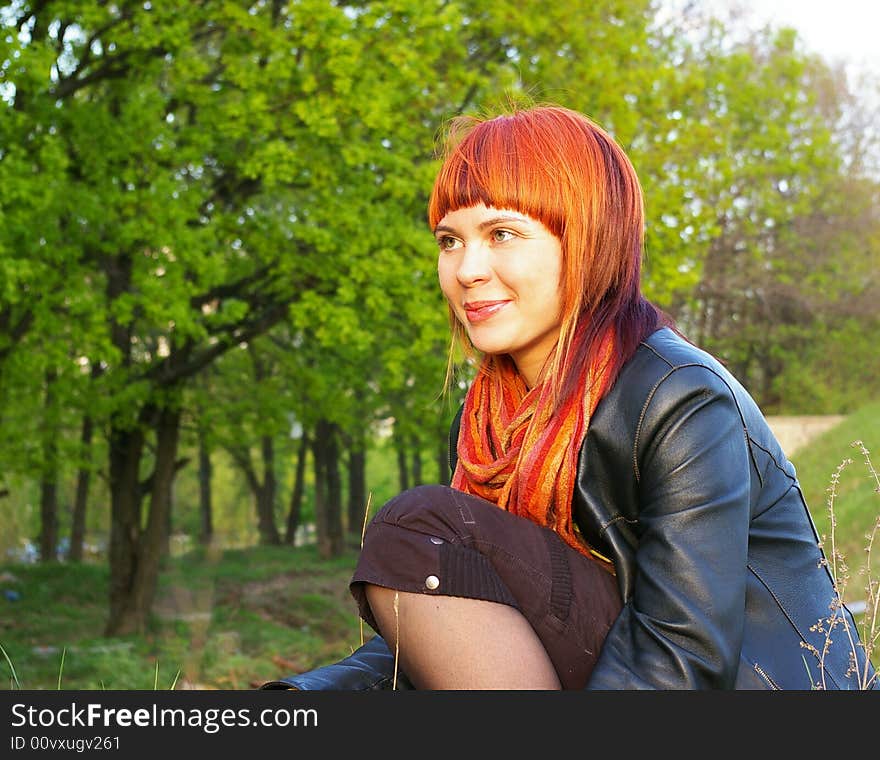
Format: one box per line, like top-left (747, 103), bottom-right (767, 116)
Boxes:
top-left (435, 203), bottom-right (564, 387)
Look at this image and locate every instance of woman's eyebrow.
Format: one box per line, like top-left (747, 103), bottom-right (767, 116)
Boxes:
top-left (477, 214), bottom-right (530, 230)
top-left (433, 214), bottom-right (530, 236)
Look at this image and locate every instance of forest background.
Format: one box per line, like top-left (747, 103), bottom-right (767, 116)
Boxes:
top-left (0, 0), bottom-right (878, 687)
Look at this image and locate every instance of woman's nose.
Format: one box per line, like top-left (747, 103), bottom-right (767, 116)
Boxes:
top-left (456, 243), bottom-right (491, 286)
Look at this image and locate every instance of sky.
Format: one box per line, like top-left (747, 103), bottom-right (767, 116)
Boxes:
top-left (692, 0), bottom-right (880, 77)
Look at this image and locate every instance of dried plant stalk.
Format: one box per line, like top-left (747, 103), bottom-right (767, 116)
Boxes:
top-left (359, 491), bottom-right (373, 647)
top-left (806, 440), bottom-right (878, 690)
top-left (392, 591), bottom-right (400, 691)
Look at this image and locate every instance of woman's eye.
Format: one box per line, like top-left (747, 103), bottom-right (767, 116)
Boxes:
top-left (491, 229), bottom-right (514, 243)
top-left (437, 236), bottom-right (461, 251)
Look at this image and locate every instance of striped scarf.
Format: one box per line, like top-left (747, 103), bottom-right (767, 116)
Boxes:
top-left (451, 331), bottom-right (615, 568)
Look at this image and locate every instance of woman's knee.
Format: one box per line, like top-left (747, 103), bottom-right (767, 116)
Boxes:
top-left (382, 484), bottom-right (460, 515)
top-left (367, 484), bottom-right (465, 540)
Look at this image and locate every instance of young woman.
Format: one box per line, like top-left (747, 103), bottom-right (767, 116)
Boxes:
top-left (264, 105), bottom-right (874, 690)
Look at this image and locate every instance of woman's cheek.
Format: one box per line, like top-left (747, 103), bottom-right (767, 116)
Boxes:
top-left (437, 261), bottom-right (458, 301)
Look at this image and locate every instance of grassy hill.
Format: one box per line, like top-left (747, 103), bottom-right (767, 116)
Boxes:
top-left (788, 400), bottom-right (880, 595)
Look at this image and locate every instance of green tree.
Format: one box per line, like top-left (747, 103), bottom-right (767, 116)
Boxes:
top-left (650, 15), bottom-right (879, 410)
top-left (1, 0), bottom-right (495, 632)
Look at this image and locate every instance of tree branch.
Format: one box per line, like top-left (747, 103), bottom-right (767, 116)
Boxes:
top-left (225, 444), bottom-right (259, 493)
top-left (138, 457), bottom-right (191, 504)
top-left (143, 291), bottom-right (306, 387)
top-left (189, 265), bottom-right (274, 310)
top-left (51, 45), bottom-right (167, 100)
top-left (73, 8), bottom-right (137, 76)
top-left (0, 308), bottom-right (36, 362)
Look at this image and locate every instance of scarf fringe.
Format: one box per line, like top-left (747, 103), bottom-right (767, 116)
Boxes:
top-left (452, 332), bottom-right (615, 568)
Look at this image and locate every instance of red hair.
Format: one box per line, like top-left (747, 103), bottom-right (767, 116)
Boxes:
top-left (428, 105), bottom-right (670, 404)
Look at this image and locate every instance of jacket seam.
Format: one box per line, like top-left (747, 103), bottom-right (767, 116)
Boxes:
top-left (639, 340), bottom-right (675, 367)
top-left (747, 563), bottom-right (842, 690)
top-left (633, 368), bottom-right (674, 483)
top-left (598, 513), bottom-right (638, 537)
top-left (633, 360), bottom-right (752, 484)
top-left (631, 342), bottom-right (674, 483)
top-left (746, 435), bottom-right (796, 491)
top-left (751, 481), bottom-right (798, 521)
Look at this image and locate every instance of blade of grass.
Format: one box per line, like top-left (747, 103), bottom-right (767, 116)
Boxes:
top-left (392, 591), bottom-right (400, 691)
top-left (801, 654), bottom-right (817, 689)
top-left (57, 646), bottom-right (66, 690)
top-left (0, 641), bottom-right (21, 689)
top-left (359, 491), bottom-right (373, 647)
top-left (169, 669), bottom-right (181, 690)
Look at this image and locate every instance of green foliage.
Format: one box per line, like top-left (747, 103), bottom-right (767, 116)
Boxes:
top-left (790, 401), bottom-right (880, 579)
top-left (644, 9), bottom-right (879, 412)
top-left (0, 544), bottom-right (363, 689)
top-left (771, 321), bottom-right (880, 414)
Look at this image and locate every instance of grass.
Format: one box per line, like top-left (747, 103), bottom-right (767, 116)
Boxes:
top-left (0, 543), bottom-right (364, 690)
top-left (789, 400), bottom-right (880, 600)
top-left (787, 400), bottom-right (880, 680)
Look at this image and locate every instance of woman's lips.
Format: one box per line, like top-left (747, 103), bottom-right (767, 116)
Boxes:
top-left (463, 300), bottom-right (510, 323)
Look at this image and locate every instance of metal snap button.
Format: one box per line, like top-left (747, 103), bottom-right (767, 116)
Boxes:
top-left (425, 575), bottom-right (440, 590)
top-left (429, 537), bottom-right (444, 545)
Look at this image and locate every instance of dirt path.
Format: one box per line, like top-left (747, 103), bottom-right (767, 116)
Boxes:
top-left (764, 415), bottom-right (846, 456)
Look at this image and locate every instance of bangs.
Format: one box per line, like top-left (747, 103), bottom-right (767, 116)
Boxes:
top-left (427, 114), bottom-right (565, 237)
top-left (431, 104), bottom-right (659, 408)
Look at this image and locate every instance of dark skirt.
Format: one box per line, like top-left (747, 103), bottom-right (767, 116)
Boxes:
top-left (350, 484), bottom-right (622, 689)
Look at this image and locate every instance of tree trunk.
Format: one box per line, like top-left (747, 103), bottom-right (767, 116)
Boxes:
top-left (105, 417), bottom-right (148, 636)
top-left (256, 434), bottom-right (281, 545)
top-left (38, 474), bottom-right (59, 563)
top-left (313, 419), bottom-right (344, 558)
top-left (410, 434), bottom-right (422, 487)
top-left (325, 423), bottom-right (344, 556)
top-left (128, 404), bottom-right (182, 631)
top-left (312, 428), bottom-right (327, 553)
top-left (70, 363), bottom-right (104, 562)
top-left (161, 485), bottom-right (172, 558)
top-left (69, 413), bottom-right (94, 562)
top-left (347, 444), bottom-right (367, 542)
top-left (437, 436), bottom-right (450, 486)
top-left (105, 403), bottom-right (182, 636)
top-left (284, 432), bottom-right (308, 545)
top-left (227, 436), bottom-right (281, 547)
top-left (395, 437), bottom-right (410, 493)
top-left (38, 370), bottom-right (59, 563)
top-left (198, 430), bottom-right (213, 546)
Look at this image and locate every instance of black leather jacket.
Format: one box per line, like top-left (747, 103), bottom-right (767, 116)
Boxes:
top-left (263, 328), bottom-right (874, 690)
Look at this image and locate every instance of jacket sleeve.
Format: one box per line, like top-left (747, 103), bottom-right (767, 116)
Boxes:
top-left (260, 635), bottom-right (413, 690)
top-left (586, 365), bottom-right (751, 689)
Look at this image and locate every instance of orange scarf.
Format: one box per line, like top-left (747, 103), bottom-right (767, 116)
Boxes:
top-left (451, 331), bottom-right (615, 569)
